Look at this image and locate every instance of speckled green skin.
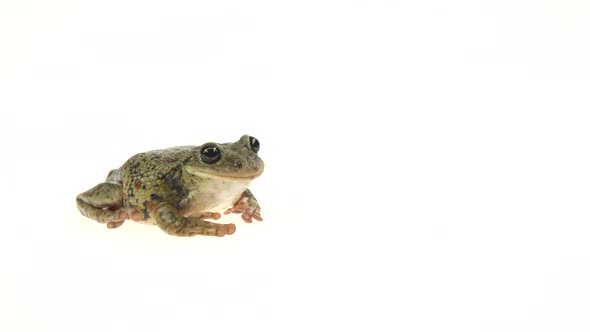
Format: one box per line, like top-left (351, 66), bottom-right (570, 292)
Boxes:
top-left (76, 135), bottom-right (264, 237)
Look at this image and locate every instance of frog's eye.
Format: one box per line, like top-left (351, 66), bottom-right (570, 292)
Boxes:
top-left (249, 136), bottom-right (260, 153)
top-left (200, 145), bottom-right (221, 164)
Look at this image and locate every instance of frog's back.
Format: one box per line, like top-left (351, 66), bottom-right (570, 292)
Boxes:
top-left (119, 146), bottom-right (196, 210)
top-left (120, 146), bottom-right (196, 174)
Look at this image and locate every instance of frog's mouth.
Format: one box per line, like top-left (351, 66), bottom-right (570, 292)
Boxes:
top-left (185, 167), bottom-right (263, 181)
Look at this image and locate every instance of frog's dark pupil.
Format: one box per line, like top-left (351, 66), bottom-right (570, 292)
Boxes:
top-left (249, 137), bottom-right (260, 153)
top-left (204, 147), bottom-right (217, 157)
top-left (201, 146), bottom-right (221, 164)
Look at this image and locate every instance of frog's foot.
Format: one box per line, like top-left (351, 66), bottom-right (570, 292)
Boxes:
top-left (104, 207), bottom-right (143, 229)
top-left (77, 199), bottom-right (128, 225)
top-left (153, 203), bottom-right (236, 237)
top-left (104, 208), bottom-right (130, 229)
top-left (77, 182), bottom-right (130, 228)
top-left (224, 196), bottom-right (263, 223)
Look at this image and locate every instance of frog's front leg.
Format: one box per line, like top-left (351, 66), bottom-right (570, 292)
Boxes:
top-left (152, 202), bottom-right (236, 237)
top-left (76, 182), bottom-right (142, 229)
top-left (224, 189), bottom-right (263, 223)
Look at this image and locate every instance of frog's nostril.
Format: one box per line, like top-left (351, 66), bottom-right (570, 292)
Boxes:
top-left (234, 160), bottom-right (243, 169)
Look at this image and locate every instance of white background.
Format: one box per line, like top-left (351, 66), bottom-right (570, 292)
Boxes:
top-left (1, 1), bottom-right (589, 331)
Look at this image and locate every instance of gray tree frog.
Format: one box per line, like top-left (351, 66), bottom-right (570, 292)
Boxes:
top-left (76, 135), bottom-right (264, 237)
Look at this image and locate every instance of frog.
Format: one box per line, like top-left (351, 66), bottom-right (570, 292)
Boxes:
top-left (76, 135), bottom-right (264, 237)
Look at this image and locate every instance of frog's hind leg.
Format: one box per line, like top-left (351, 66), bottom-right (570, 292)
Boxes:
top-left (76, 182), bottom-right (129, 229)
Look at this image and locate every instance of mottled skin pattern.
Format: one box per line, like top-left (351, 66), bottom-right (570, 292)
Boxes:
top-left (76, 135), bottom-right (264, 237)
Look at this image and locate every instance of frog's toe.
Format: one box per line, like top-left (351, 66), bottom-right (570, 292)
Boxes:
top-left (241, 213), bottom-right (253, 223)
top-left (107, 220), bottom-right (125, 229)
top-left (227, 223), bottom-right (236, 235)
top-left (105, 210), bottom-right (129, 229)
top-left (224, 197), bottom-right (248, 215)
top-left (243, 201), bottom-right (262, 223)
top-left (213, 223), bottom-right (236, 237)
top-left (128, 209), bottom-right (144, 222)
top-left (252, 207), bottom-right (263, 221)
top-left (196, 212), bottom-right (222, 220)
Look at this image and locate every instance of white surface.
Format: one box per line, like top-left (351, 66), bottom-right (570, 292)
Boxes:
top-left (1, 1), bottom-right (589, 331)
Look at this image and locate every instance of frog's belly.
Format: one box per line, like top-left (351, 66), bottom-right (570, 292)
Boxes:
top-left (181, 178), bottom-right (251, 217)
top-left (138, 177), bottom-right (252, 224)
